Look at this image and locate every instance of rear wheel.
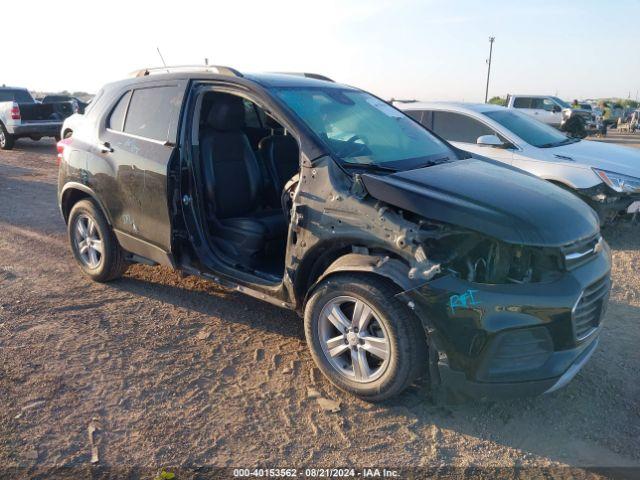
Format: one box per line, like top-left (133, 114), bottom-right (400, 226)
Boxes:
top-left (0, 123), bottom-right (14, 150)
top-left (68, 199), bottom-right (128, 282)
top-left (304, 273), bottom-right (427, 401)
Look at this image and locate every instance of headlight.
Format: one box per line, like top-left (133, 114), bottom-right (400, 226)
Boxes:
top-left (593, 168), bottom-right (640, 193)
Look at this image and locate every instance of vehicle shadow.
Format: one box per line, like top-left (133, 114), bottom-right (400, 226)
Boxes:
top-left (602, 221), bottom-right (640, 251)
top-left (9, 138), bottom-right (58, 153)
top-left (110, 267), bottom-right (305, 340)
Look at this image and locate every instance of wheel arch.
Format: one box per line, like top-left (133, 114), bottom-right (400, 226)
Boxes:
top-left (296, 245), bottom-right (422, 309)
top-left (60, 183), bottom-right (112, 225)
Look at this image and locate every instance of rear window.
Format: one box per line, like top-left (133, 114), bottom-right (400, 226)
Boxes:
top-left (512, 97), bottom-right (533, 108)
top-left (42, 96), bottom-right (69, 103)
top-left (0, 89), bottom-right (34, 103)
top-left (123, 86), bottom-right (181, 142)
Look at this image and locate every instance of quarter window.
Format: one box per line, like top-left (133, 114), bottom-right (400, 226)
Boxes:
top-left (107, 91), bottom-right (131, 131)
top-left (123, 86), bottom-right (180, 141)
top-left (431, 111), bottom-right (494, 143)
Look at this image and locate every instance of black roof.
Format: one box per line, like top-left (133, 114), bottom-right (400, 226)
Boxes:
top-left (105, 70), bottom-right (353, 92)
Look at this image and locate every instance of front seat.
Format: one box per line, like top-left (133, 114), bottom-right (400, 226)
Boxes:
top-left (258, 117), bottom-right (300, 205)
top-left (200, 93), bottom-right (286, 263)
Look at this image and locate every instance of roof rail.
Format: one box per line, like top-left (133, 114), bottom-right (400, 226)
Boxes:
top-left (277, 72), bottom-right (335, 82)
top-left (129, 65), bottom-right (243, 78)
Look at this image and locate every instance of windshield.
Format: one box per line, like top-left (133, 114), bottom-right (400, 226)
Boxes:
top-left (274, 87), bottom-right (454, 169)
top-left (484, 109), bottom-right (576, 148)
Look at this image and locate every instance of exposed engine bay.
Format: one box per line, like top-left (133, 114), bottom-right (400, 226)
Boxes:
top-left (416, 223), bottom-right (564, 285)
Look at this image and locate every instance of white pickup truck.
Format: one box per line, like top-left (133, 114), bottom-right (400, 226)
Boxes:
top-left (506, 94), bottom-right (595, 137)
top-left (0, 87), bottom-right (74, 150)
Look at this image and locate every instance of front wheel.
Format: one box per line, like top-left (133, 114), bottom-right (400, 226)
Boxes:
top-left (0, 123), bottom-right (15, 150)
top-left (68, 199), bottom-right (128, 282)
top-left (304, 273), bottom-right (427, 401)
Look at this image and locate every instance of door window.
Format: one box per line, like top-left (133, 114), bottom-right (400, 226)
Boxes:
top-left (541, 98), bottom-right (557, 111)
top-left (405, 110), bottom-right (424, 122)
top-left (431, 111), bottom-right (494, 143)
top-left (123, 86), bottom-right (181, 142)
top-left (243, 99), bottom-right (265, 128)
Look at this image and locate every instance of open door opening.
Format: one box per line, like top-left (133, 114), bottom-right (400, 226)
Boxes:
top-left (190, 90), bottom-right (300, 281)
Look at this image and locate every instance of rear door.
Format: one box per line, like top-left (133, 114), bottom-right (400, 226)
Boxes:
top-left (511, 96), bottom-right (541, 121)
top-left (98, 82), bottom-right (186, 262)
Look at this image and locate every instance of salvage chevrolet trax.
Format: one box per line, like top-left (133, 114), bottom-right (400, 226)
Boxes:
top-left (57, 66), bottom-right (612, 401)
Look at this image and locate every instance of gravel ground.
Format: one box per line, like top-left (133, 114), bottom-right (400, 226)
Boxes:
top-left (0, 134), bottom-right (639, 478)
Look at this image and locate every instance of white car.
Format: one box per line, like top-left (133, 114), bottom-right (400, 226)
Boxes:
top-left (398, 102), bottom-right (640, 223)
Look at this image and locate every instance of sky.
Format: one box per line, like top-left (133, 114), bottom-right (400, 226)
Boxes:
top-left (4, 0), bottom-right (639, 102)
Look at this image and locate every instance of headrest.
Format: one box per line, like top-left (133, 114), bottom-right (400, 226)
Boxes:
top-left (206, 93), bottom-right (245, 131)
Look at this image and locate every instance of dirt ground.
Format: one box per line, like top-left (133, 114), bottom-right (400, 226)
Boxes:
top-left (0, 133), bottom-right (639, 478)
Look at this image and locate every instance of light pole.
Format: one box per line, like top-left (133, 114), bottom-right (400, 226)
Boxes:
top-left (484, 36), bottom-right (495, 103)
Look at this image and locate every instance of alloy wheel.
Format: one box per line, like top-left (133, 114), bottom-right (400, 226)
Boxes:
top-left (73, 214), bottom-right (104, 269)
top-left (0, 129), bottom-right (5, 147)
top-left (318, 295), bottom-right (391, 383)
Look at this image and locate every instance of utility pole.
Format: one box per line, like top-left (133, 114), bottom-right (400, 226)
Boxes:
top-left (484, 36), bottom-right (495, 103)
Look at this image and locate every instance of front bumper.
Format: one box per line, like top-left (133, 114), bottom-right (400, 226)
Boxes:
top-left (7, 122), bottom-right (62, 137)
top-left (437, 335), bottom-right (599, 400)
top-left (580, 185), bottom-right (640, 221)
top-left (399, 245), bottom-right (611, 400)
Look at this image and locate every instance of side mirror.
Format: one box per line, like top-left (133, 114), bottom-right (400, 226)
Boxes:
top-left (476, 134), bottom-right (504, 147)
top-left (552, 105), bottom-right (561, 113)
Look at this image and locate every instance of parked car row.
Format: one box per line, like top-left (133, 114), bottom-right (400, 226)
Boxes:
top-left (398, 102), bottom-right (640, 224)
top-left (56, 66), bottom-right (618, 402)
top-left (505, 94), bottom-right (596, 137)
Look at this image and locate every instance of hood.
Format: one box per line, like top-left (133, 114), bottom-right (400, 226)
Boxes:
top-left (550, 140), bottom-right (640, 178)
top-left (361, 158), bottom-right (599, 247)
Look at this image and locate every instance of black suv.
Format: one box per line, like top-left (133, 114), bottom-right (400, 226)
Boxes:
top-left (57, 66), bottom-right (611, 401)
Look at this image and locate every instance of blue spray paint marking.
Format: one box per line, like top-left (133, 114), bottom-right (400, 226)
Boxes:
top-left (449, 289), bottom-right (481, 313)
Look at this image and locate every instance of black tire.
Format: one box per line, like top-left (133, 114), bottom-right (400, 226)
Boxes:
top-left (304, 273), bottom-right (427, 401)
top-left (0, 123), bottom-right (15, 150)
top-left (68, 199), bottom-right (128, 282)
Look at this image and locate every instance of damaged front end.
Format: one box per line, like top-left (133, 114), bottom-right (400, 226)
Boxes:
top-left (575, 182), bottom-right (640, 224)
top-left (395, 222), bottom-right (611, 400)
top-left (355, 160), bottom-right (612, 400)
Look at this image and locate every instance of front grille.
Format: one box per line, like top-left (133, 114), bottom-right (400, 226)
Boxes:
top-left (573, 276), bottom-right (610, 340)
top-left (562, 234), bottom-right (602, 270)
